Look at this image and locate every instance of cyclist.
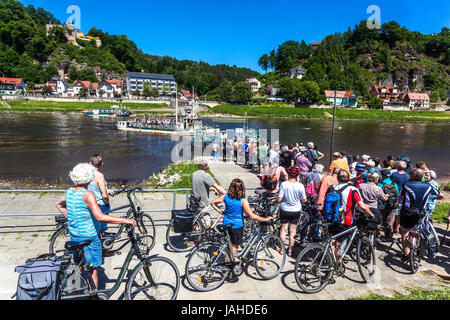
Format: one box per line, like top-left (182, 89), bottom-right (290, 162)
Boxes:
top-left (191, 160), bottom-right (226, 227)
top-left (210, 178), bottom-right (272, 257)
top-left (88, 154), bottom-right (115, 233)
top-left (399, 168), bottom-right (436, 262)
top-left (326, 170), bottom-right (374, 261)
top-left (358, 172), bottom-right (389, 234)
top-left (275, 165), bottom-right (307, 257)
top-left (55, 163), bottom-right (136, 289)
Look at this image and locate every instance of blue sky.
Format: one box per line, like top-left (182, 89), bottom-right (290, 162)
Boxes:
top-left (20, 0), bottom-right (450, 72)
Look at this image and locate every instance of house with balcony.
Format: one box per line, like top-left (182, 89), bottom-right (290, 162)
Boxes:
top-left (370, 86), bottom-right (401, 105)
top-left (126, 72), bottom-right (176, 97)
top-left (403, 92), bottom-right (430, 108)
top-left (98, 80), bottom-right (122, 98)
top-left (0, 77), bottom-right (27, 94)
top-left (46, 76), bottom-right (67, 96)
top-left (245, 78), bottom-right (261, 93)
top-left (325, 90), bottom-right (358, 107)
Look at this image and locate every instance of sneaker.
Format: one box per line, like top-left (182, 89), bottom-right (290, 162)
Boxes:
top-left (227, 274), bottom-right (239, 283)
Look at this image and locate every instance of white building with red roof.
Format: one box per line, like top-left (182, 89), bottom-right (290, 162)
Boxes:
top-left (245, 78), bottom-right (261, 93)
top-left (98, 80), bottom-right (122, 98)
top-left (403, 92), bottom-right (430, 108)
top-left (370, 86), bottom-right (401, 105)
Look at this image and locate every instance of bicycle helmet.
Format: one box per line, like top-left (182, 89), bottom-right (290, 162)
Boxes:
top-left (288, 165), bottom-right (301, 176)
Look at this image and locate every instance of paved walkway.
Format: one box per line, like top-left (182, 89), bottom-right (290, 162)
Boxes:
top-left (0, 163), bottom-right (448, 300)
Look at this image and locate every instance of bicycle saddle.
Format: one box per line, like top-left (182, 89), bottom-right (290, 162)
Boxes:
top-left (217, 224), bottom-right (233, 233)
top-left (64, 241), bottom-right (92, 251)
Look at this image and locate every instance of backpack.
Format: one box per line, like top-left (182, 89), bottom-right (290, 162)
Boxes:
top-left (305, 181), bottom-right (316, 201)
top-left (261, 173), bottom-right (278, 191)
top-left (380, 181), bottom-right (399, 209)
top-left (323, 184), bottom-right (351, 223)
top-left (15, 254), bottom-right (62, 300)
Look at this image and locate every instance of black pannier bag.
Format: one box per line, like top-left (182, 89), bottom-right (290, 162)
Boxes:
top-left (15, 254), bottom-right (62, 300)
top-left (171, 209), bottom-right (195, 233)
top-left (400, 206), bottom-right (424, 229)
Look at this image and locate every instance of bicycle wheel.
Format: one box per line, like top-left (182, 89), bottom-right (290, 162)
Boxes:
top-left (294, 243), bottom-right (334, 294)
top-left (356, 236), bottom-right (376, 282)
top-left (298, 222), bottom-right (328, 245)
top-left (185, 242), bottom-right (231, 292)
top-left (49, 226), bottom-right (70, 254)
top-left (409, 247), bottom-right (421, 274)
top-left (135, 214), bottom-right (156, 254)
top-left (125, 256), bottom-right (180, 300)
top-left (166, 219), bottom-right (203, 252)
top-left (254, 234), bottom-right (286, 280)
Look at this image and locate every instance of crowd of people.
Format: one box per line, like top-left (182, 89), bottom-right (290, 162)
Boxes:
top-left (54, 143), bottom-right (446, 289)
top-left (201, 137), bottom-right (446, 263)
top-left (127, 117), bottom-right (177, 129)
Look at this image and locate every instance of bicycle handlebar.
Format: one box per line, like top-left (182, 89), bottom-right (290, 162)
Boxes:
top-left (114, 186), bottom-right (143, 196)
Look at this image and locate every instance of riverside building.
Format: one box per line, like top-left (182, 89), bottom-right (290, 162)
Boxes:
top-left (126, 72), bottom-right (177, 97)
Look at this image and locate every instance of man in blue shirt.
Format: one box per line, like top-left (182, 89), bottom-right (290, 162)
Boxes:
top-left (390, 160), bottom-right (410, 235)
top-left (400, 168), bottom-right (433, 261)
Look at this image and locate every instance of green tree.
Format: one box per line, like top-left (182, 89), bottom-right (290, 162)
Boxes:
top-left (258, 54), bottom-right (270, 73)
top-left (232, 82), bottom-right (252, 105)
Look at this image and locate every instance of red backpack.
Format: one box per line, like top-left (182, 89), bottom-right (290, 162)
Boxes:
top-left (260, 167), bottom-right (279, 191)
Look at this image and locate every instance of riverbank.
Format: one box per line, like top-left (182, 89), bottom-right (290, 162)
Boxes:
top-left (201, 104), bottom-right (450, 123)
top-left (0, 160), bottom-right (214, 191)
top-left (0, 100), bottom-right (169, 113)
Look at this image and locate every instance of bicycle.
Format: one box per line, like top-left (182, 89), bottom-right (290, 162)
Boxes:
top-left (294, 221), bottom-right (376, 294)
top-left (404, 213), bottom-right (440, 274)
top-left (295, 202), bottom-right (329, 245)
top-left (165, 196), bottom-right (226, 252)
top-left (56, 222), bottom-right (180, 300)
top-left (184, 220), bottom-right (286, 292)
top-left (50, 187), bottom-right (156, 257)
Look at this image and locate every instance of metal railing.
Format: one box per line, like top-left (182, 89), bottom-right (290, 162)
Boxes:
top-left (0, 187), bottom-right (260, 218)
top-left (0, 188), bottom-right (192, 218)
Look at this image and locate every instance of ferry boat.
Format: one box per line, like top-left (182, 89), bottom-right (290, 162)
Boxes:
top-left (84, 105), bottom-right (135, 117)
top-left (116, 113), bottom-right (202, 135)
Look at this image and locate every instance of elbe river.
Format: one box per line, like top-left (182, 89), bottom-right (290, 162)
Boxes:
top-left (0, 113), bottom-right (449, 183)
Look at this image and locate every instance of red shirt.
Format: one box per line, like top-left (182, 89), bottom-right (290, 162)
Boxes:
top-left (332, 183), bottom-right (362, 226)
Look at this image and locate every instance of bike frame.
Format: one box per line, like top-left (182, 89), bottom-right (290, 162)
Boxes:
top-left (318, 225), bottom-right (358, 269)
top-left (61, 228), bottom-right (156, 300)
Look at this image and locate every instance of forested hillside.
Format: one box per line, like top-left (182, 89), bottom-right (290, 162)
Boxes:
top-left (259, 21), bottom-right (449, 103)
top-left (0, 0), bottom-right (259, 95)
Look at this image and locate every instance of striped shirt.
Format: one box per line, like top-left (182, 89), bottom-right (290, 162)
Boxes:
top-left (66, 188), bottom-right (100, 237)
top-left (88, 171), bottom-right (108, 206)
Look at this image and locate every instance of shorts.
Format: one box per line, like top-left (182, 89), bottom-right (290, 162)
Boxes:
top-left (228, 227), bottom-right (244, 246)
top-left (328, 223), bottom-right (351, 243)
top-left (99, 204), bottom-right (111, 231)
top-left (394, 203), bottom-right (402, 216)
top-left (70, 234), bottom-right (102, 268)
top-left (279, 209), bottom-right (301, 225)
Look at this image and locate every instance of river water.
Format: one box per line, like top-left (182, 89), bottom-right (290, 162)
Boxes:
top-left (0, 113), bottom-right (449, 183)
